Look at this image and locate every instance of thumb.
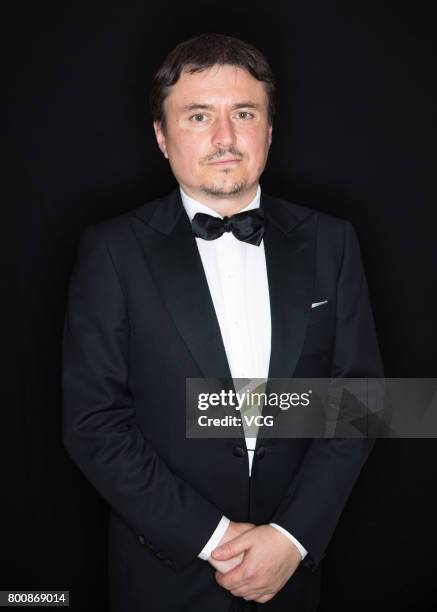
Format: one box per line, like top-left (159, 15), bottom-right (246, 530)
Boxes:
top-left (211, 533), bottom-right (250, 561)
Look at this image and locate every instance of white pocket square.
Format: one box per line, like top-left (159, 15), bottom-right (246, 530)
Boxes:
top-left (311, 300), bottom-right (328, 308)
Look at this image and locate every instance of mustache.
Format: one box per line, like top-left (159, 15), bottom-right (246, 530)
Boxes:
top-left (204, 147), bottom-right (243, 163)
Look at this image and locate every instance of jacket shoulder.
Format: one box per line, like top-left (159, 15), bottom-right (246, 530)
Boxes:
top-left (266, 193), bottom-right (352, 234)
top-left (85, 192), bottom-right (171, 242)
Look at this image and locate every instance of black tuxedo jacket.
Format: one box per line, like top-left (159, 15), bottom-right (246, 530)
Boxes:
top-left (62, 187), bottom-right (383, 612)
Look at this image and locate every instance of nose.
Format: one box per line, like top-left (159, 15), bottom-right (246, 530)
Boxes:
top-left (211, 115), bottom-right (237, 149)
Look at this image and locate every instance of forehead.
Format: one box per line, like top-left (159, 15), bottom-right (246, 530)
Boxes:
top-left (166, 64), bottom-right (268, 108)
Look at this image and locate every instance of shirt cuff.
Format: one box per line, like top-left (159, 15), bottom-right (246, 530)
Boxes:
top-left (269, 523), bottom-right (308, 559)
top-left (198, 515), bottom-right (230, 560)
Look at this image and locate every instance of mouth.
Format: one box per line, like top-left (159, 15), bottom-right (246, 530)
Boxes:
top-left (208, 158), bottom-right (241, 166)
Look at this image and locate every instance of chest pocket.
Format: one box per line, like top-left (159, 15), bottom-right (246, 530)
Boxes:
top-left (307, 299), bottom-right (336, 327)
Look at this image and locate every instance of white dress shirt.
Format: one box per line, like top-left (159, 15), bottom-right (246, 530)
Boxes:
top-left (179, 184), bottom-right (308, 562)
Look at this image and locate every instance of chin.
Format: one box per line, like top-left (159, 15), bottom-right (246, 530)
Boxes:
top-left (199, 173), bottom-right (249, 195)
top-left (199, 182), bottom-right (248, 197)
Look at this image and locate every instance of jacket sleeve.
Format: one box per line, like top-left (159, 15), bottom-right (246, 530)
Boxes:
top-left (62, 225), bottom-right (223, 571)
top-left (269, 220), bottom-right (384, 571)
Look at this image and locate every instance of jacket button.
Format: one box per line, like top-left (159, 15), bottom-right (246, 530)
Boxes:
top-left (232, 446), bottom-right (246, 457)
top-left (256, 446), bottom-right (266, 460)
top-left (138, 535), bottom-right (145, 545)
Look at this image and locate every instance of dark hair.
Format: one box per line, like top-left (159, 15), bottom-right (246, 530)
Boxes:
top-left (149, 33), bottom-right (276, 131)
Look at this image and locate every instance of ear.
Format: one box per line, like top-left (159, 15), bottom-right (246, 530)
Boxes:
top-left (153, 121), bottom-right (168, 159)
top-left (268, 124), bottom-right (273, 147)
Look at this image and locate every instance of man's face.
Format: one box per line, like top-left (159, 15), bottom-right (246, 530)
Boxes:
top-left (153, 64), bottom-right (272, 201)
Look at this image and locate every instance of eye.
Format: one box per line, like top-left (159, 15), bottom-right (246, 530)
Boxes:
top-left (236, 111), bottom-right (254, 120)
top-left (190, 113), bottom-right (207, 122)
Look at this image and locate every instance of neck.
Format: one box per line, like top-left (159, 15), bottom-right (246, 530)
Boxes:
top-left (180, 183), bottom-right (259, 216)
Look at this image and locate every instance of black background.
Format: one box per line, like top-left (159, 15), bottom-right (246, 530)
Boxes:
top-left (4, 1), bottom-right (437, 610)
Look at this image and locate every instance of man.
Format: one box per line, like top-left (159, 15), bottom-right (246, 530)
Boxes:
top-left (62, 33), bottom-right (383, 611)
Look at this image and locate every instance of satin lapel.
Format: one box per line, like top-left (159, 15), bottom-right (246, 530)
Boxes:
top-left (130, 188), bottom-right (233, 381)
top-left (261, 193), bottom-right (317, 381)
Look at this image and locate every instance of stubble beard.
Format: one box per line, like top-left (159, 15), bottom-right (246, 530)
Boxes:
top-left (199, 178), bottom-right (248, 198)
top-left (199, 146), bottom-right (248, 198)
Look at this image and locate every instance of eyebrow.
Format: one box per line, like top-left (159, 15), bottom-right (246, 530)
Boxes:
top-left (180, 101), bottom-right (262, 112)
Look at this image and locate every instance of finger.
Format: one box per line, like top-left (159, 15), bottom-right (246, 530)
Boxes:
top-left (209, 552), bottom-right (244, 573)
top-left (212, 531), bottom-right (252, 561)
top-left (254, 593), bottom-right (275, 604)
top-left (231, 588), bottom-right (263, 599)
top-left (243, 592), bottom-right (263, 601)
top-left (230, 583), bottom-right (267, 598)
top-left (216, 566), bottom-right (253, 592)
top-left (227, 574), bottom-right (267, 596)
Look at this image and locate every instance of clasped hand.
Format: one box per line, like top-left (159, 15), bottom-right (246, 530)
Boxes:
top-left (207, 521), bottom-right (302, 604)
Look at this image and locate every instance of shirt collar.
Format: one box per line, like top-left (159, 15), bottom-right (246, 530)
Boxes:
top-left (179, 184), bottom-right (261, 223)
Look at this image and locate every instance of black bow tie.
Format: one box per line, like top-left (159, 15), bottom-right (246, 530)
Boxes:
top-left (191, 208), bottom-right (265, 246)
